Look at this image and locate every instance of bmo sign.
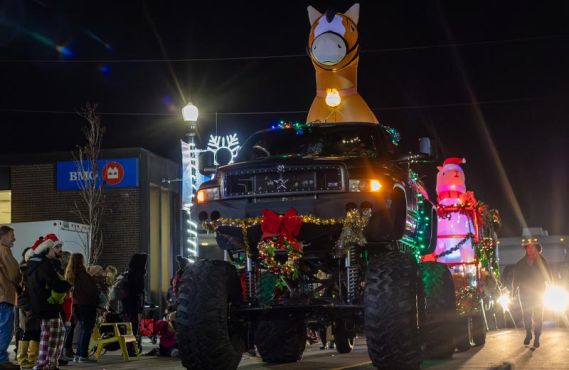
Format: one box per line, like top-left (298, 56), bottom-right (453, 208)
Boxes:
top-left (57, 158), bottom-right (139, 191)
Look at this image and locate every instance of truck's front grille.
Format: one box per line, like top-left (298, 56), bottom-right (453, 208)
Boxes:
top-left (223, 165), bottom-right (344, 198)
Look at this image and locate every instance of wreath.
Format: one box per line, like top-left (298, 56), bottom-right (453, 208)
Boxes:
top-left (258, 236), bottom-right (303, 279)
top-left (257, 209), bottom-right (303, 279)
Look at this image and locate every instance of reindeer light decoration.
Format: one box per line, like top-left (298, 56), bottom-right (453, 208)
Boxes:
top-left (306, 3), bottom-right (378, 124)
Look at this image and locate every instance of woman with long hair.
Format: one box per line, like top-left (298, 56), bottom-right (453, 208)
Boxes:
top-left (64, 253), bottom-right (99, 363)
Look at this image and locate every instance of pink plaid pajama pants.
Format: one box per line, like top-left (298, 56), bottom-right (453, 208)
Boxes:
top-left (33, 318), bottom-right (65, 370)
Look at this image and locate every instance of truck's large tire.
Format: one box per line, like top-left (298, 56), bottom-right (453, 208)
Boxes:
top-left (364, 251), bottom-right (421, 370)
top-left (454, 316), bottom-right (472, 352)
top-left (471, 314), bottom-right (487, 346)
top-left (420, 262), bottom-right (457, 359)
top-left (332, 320), bottom-right (355, 354)
top-left (254, 317), bottom-right (306, 363)
top-left (176, 260), bottom-right (244, 370)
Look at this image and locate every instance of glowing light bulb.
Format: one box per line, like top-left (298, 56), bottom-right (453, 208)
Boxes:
top-left (325, 88), bottom-right (341, 107)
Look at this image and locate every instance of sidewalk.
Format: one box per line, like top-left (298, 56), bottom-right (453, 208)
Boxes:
top-left (8, 339), bottom-right (186, 369)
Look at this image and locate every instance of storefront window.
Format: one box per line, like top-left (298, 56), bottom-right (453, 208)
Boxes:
top-left (0, 190), bottom-right (11, 224)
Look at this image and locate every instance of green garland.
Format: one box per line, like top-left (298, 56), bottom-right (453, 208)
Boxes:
top-left (435, 233), bottom-right (474, 260)
top-left (381, 124), bottom-right (401, 146)
top-left (476, 238), bottom-right (498, 276)
top-left (400, 171), bottom-right (433, 261)
top-left (336, 208), bottom-right (372, 253)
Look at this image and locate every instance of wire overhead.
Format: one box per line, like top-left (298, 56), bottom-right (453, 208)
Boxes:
top-left (0, 35), bottom-right (566, 64)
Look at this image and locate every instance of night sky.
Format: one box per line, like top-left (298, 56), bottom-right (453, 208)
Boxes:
top-left (1, 0), bottom-right (568, 237)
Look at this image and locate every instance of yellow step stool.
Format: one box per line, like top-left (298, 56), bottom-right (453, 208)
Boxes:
top-left (90, 322), bottom-right (141, 361)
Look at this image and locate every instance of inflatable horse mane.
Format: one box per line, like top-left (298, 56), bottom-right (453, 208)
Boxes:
top-left (306, 3), bottom-right (378, 124)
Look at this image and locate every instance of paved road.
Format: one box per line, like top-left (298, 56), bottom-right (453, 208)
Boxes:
top-left (19, 328), bottom-right (568, 369)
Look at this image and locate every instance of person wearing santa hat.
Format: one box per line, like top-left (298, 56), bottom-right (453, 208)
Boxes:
top-left (25, 234), bottom-right (71, 369)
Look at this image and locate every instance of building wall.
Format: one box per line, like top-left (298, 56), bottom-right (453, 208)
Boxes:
top-left (11, 163), bottom-right (142, 272)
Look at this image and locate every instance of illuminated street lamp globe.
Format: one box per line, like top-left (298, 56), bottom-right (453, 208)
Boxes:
top-left (182, 102), bottom-right (199, 130)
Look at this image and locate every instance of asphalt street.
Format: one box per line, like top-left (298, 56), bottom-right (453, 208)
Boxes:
top-left (26, 327), bottom-right (567, 369)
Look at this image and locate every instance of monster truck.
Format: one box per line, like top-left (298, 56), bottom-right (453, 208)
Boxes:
top-left (176, 122), bottom-right (457, 370)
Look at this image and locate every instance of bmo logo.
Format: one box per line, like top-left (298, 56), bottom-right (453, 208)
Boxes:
top-left (102, 162), bottom-right (125, 185)
top-left (57, 158), bottom-right (139, 191)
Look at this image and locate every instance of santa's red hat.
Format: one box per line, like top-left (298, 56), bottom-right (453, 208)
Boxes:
top-left (442, 157), bottom-right (466, 167)
top-left (33, 233), bottom-right (61, 255)
top-left (25, 237), bottom-right (43, 261)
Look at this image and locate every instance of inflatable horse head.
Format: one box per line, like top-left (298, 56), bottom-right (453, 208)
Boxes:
top-left (306, 3), bottom-right (378, 124)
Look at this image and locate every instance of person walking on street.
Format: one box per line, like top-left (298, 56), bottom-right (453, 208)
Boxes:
top-left (26, 234), bottom-right (71, 370)
top-left (0, 226), bottom-right (21, 370)
top-left (64, 253), bottom-right (98, 363)
top-left (512, 240), bottom-right (553, 348)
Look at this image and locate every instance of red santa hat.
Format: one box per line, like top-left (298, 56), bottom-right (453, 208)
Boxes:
top-left (443, 157), bottom-right (466, 167)
top-left (25, 237), bottom-right (43, 261)
top-left (33, 233), bottom-right (61, 255)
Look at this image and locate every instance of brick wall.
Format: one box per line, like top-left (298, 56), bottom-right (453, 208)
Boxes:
top-left (11, 163), bottom-right (142, 272)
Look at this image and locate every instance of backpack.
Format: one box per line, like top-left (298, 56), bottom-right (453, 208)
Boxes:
top-left (109, 273), bottom-right (129, 312)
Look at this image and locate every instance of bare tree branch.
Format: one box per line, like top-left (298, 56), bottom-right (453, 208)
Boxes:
top-left (71, 103), bottom-right (105, 265)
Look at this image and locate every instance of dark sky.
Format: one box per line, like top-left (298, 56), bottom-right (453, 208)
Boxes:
top-left (1, 0), bottom-right (568, 237)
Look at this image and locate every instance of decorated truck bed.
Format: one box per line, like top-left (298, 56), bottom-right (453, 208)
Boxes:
top-left (422, 157), bottom-right (502, 352)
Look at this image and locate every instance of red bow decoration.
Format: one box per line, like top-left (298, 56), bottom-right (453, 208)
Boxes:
top-left (261, 208), bottom-right (302, 242)
top-left (459, 191), bottom-right (477, 207)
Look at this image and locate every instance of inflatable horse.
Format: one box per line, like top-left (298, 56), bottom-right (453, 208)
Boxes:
top-left (306, 3), bottom-right (379, 124)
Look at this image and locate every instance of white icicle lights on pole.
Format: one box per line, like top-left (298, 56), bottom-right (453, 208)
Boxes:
top-left (182, 133), bottom-right (240, 262)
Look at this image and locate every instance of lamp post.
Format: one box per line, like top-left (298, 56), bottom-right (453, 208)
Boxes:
top-left (182, 102), bottom-right (199, 261)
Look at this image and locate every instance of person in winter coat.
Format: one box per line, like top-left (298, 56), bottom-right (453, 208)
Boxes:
top-left (120, 253), bottom-right (147, 336)
top-left (168, 255), bottom-right (190, 311)
top-left (512, 240), bottom-right (553, 348)
top-left (58, 251), bottom-right (75, 361)
top-left (26, 234), bottom-right (71, 370)
top-left (156, 319), bottom-right (178, 357)
top-left (0, 226), bottom-right (21, 370)
top-left (64, 253), bottom-right (99, 363)
top-left (16, 246), bottom-right (41, 369)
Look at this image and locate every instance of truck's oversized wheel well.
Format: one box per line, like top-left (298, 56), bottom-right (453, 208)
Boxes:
top-left (363, 186), bottom-right (407, 242)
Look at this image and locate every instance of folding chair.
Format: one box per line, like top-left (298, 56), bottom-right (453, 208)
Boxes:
top-left (90, 322), bottom-right (140, 361)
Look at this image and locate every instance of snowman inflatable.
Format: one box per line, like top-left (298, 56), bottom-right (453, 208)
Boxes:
top-left (433, 157), bottom-right (478, 264)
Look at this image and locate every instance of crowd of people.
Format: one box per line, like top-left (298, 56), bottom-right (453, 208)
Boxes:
top-left (0, 225), bottom-right (182, 370)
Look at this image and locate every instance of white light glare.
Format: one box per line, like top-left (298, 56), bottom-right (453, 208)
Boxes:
top-left (497, 294), bottom-right (511, 311)
top-left (544, 286), bottom-right (569, 312)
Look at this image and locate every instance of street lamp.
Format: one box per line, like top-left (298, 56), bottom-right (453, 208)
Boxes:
top-left (182, 102), bottom-right (199, 262)
top-left (182, 102), bottom-right (199, 128)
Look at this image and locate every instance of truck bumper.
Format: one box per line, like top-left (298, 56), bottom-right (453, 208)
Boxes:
top-left (194, 192), bottom-right (406, 251)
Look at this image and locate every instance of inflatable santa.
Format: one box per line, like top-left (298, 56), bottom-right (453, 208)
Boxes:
top-left (429, 157), bottom-right (479, 263)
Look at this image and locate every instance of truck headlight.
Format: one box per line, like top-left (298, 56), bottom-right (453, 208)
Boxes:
top-left (196, 187), bottom-right (220, 203)
top-left (544, 285), bottom-right (569, 312)
top-left (497, 293), bottom-right (511, 311)
top-left (349, 179), bottom-right (382, 192)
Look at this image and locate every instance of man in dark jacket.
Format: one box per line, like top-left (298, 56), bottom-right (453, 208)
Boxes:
top-left (512, 240), bottom-right (553, 348)
top-left (26, 235), bottom-right (71, 369)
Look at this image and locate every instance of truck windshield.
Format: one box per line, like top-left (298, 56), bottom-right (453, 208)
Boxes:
top-left (237, 125), bottom-right (385, 161)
